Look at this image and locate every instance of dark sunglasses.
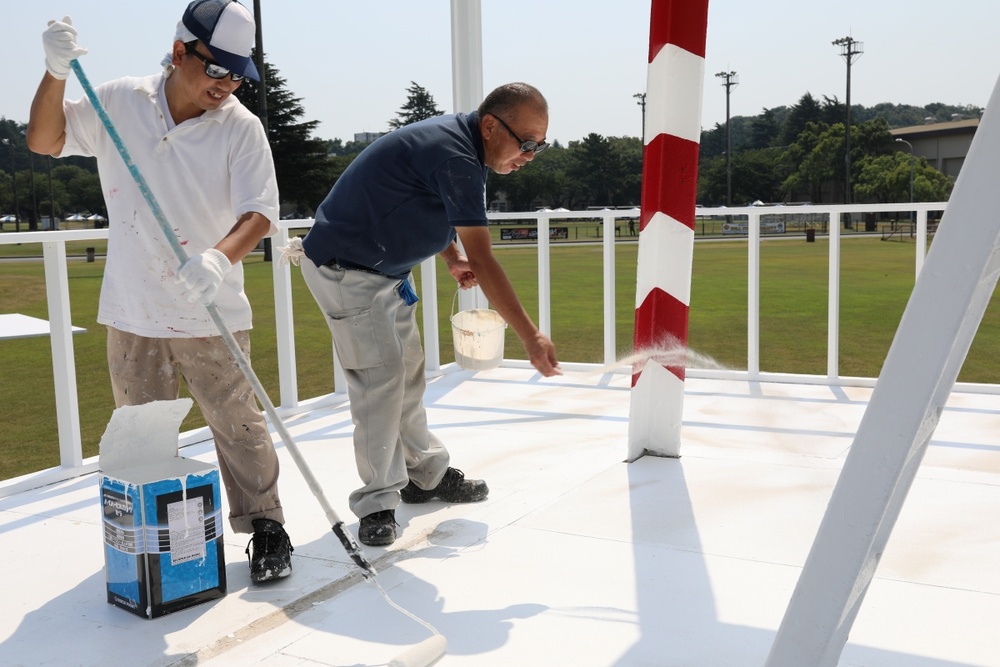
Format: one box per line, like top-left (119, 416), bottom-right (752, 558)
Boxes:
top-left (490, 113), bottom-right (549, 154)
top-left (185, 48), bottom-right (245, 82)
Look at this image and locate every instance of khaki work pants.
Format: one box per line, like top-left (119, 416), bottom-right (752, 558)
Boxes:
top-left (106, 327), bottom-right (284, 533)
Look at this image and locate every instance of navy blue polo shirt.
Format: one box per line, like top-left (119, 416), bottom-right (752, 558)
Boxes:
top-left (303, 111), bottom-right (489, 278)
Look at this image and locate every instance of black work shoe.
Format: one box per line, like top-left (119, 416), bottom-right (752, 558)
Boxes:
top-left (399, 467), bottom-right (489, 504)
top-left (359, 509), bottom-right (397, 546)
top-left (245, 518), bottom-right (293, 583)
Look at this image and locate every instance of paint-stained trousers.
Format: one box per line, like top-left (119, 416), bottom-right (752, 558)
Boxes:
top-left (300, 262), bottom-right (449, 519)
top-left (106, 327), bottom-right (284, 533)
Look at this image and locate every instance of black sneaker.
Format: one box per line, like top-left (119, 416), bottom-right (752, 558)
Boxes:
top-left (245, 518), bottom-right (293, 583)
top-left (359, 509), bottom-right (397, 546)
top-left (399, 467), bottom-right (489, 504)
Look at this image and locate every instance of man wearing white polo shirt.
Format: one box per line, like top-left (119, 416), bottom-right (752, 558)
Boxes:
top-left (27, 0), bottom-right (293, 583)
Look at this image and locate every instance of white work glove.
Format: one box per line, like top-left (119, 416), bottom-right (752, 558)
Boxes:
top-left (42, 16), bottom-right (88, 80)
top-left (176, 248), bottom-right (232, 305)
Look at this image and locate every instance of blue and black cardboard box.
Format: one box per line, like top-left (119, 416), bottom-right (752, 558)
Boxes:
top-left (98, 399), bottom-right (226, 619)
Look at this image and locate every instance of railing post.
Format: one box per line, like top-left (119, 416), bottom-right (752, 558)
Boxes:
top-left (747, 210), bottom-right (761, 377)
top-left (537, 214), bottom-right (552, 336)
top-left (42, 240), bottom-right (83, 468)
top-left (827, 208), bottom-right (842, 381)
top-left (603, 213), bottom-right (617, 367)
top-left (916, 208), bottom-right (929, 279)
top-left (271, 227), bottom-right (298, 408)
top-left (421, 256), bottom-right (441, 371)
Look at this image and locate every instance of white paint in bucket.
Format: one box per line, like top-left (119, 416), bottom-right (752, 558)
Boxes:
top-left (451, 308), bottom-right (507, 370)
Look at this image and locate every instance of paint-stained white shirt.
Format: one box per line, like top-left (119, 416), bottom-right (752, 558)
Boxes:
top-left (60, 73), bottom-right (278, 337)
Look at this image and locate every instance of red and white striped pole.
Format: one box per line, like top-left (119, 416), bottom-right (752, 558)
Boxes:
top-left (628, 0), bottom-right (710, 461)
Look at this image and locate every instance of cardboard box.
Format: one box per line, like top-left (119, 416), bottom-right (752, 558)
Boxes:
top-left (98, 399), bottom-right (226, 619)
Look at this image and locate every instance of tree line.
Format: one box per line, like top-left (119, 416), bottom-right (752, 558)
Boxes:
top-left (231, 65), bottom-right (963, 215)
top-left (0, 117), bottom-right (108, 230)
top-left (2, 55), bottom-right (976, 229)
top-left (697, 93), bottom-right (970, 206)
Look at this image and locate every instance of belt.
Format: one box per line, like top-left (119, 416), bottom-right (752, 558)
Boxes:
top-left (324, 257), bottom-right (384, 275)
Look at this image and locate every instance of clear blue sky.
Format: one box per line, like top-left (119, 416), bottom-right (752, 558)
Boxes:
top-left (2, 1), bottom-right (998, 144)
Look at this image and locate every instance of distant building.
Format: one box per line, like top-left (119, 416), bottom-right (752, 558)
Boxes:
top-left (353, 131), bottom-right (387, 144)
top-left (890, 118), bottom-right (979, 180)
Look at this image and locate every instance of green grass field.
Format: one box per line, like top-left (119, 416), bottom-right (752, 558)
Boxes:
top-left (4, 235), bottom-right (1000, 480)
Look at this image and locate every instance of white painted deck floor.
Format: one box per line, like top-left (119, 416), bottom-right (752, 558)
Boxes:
top-left (3, 366), bottom-right (1000, 667)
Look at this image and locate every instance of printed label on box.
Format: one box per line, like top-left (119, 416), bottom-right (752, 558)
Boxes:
top-left (167, 497), bottom-right (206, 565)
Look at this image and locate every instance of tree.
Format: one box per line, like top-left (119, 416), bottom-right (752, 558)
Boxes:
top-left (698, 147), bottom-right (789, 206)
top-left (779, 93), bottom-right (824, 147)
top-left (235, 53), bottom-right (335, 214)
top-left (388, 82), bottom-right (444, 129)
top-left (566, 133), bottom-right (641, 207)
top-left (45, 164), bottom-right (104, 219)
top-left (531, 143), bottom-right (581, 209)
top-left (850, 117), bottom-right (894, 156)
top-left (854, 153), bottom-right (953, 203)
top-left (748, 107), bottom-right (782, 150)
top-left (608, 136), bottom-right (643, 206)
top-left (781, 121), bottom-right (836, 203)
top-left (700, 115), bottom-right (754, 160)
top-left (488, 144), bottom-right (572, 211)
top-left (489, 159), bottom-right (543, 211)
top-left (697, 155), bottom-right (726, 206)
top-left (819, 95), bottom-right (845, 126)
top-left (699, 122), bottom-right (727, 159)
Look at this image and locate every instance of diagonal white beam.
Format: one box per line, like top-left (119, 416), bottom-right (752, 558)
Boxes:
top-left (767, 72), bottom-right (1000, 666)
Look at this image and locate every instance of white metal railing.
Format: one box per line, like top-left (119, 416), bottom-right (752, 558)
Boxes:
top-left (2, 202), bottom-right (978, 497)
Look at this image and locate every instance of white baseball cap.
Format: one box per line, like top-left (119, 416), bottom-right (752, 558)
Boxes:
top-left (181, 0), bottom-right (259, 81)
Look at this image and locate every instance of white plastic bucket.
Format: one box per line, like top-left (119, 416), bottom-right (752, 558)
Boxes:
top-left (451, 301), bottom-right (507, 371)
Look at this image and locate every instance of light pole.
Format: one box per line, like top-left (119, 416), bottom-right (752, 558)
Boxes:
top-left (715, 71), bottom-right (738, 207)
top-left (895, 137), bottom-right (915, 227)
top-left (832, 36), bottom-right (862, 208)
top-left (633, 92), bottom-right (646, 141)
top-left (252, 0), bottom-right (273, 262)
top-left (47, 155), bottom-right (57, 229)
top-left (1, 137), bottom-right (20, 233)
top-left (22, 130), bottom-right (38, 231)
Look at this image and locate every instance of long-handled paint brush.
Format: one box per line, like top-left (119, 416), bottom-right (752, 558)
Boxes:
top-left (70, 58), bottom-right (446, 667)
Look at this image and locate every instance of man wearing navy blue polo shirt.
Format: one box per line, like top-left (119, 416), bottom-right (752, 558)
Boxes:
top-left (300, 82), bottom-right (561, 546)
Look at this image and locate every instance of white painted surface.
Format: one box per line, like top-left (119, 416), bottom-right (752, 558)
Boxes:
top-left (0, 312), bottom-right (86, 339)
top-left (3, 369), bottom-right (1000, 666)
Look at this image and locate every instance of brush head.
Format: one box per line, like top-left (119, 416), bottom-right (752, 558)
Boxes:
top-left (331, 522), bottom-right (377, 578)
top-left (388, 635), bottom-right (448, 667)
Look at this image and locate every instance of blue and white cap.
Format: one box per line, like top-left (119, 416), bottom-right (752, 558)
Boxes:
top-left (181, 0), bottom-right (259, 81)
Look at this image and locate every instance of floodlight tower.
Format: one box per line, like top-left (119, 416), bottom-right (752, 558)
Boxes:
top-left (633, 92), bottom-right (647, 141)
top-left (715, 71), bottom-right (738, 207)
top-left (1, 137), bottom-right (19, 232)
top-left (832, 36), bottom-right (862, 205)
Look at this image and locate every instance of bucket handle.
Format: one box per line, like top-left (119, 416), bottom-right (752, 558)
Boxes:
top-left (450, 291), bottom-right (507, 332)
top-left (451, 290), bottom-right (498, 318)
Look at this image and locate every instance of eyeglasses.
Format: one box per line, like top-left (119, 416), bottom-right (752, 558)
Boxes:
top-left (185, 48), bottom-right (245, 82)
top-left (490, 113), bottom-right (549, 154)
